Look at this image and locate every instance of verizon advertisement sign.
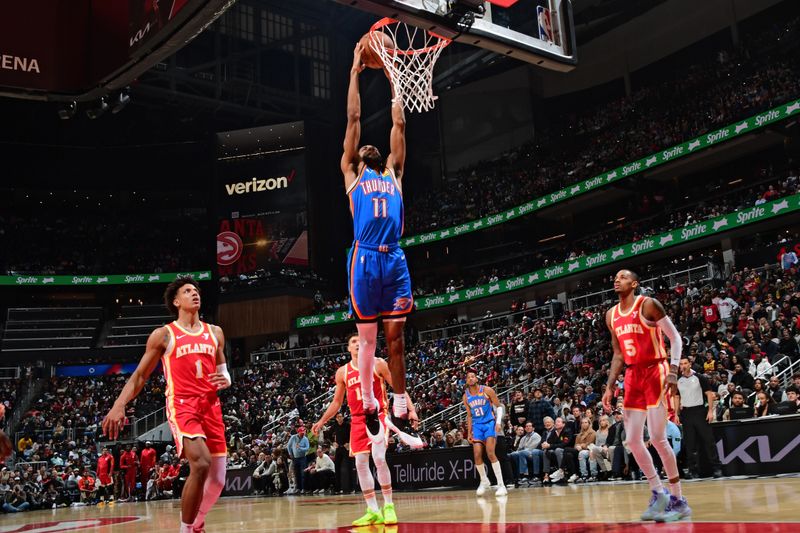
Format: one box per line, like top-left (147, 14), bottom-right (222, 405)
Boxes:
top-left (224, 172), bottom-right (294, 196)
top-left (713, 414), bottom-right (800, 476)
top-left (215, 122), bottom-right (309, 274)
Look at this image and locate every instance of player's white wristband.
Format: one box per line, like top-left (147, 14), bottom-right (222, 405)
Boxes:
top-left (657, 316), bottom-right (683, 367)
top-left (495, 405), bottom-right (504, 423)
top-left (216, 364), bottom-right (232, 386)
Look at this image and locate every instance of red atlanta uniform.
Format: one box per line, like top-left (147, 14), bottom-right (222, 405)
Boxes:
top-left (344, 361), bottom-right (389, 456)
top-left (611, 295), bottom-right (673, 412)
top-left (162, 321), bottom-right (227, 458)
top-left (96, 453), bottom-right (114, 486)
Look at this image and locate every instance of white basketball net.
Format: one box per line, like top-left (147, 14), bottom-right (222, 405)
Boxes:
top-left (369, 18), bottom-right (451, 113)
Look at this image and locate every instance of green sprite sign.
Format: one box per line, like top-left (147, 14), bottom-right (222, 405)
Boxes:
top-left (397, 98), bottom-right (800, 249)
top-left (0, 271), bottom-right (212, 286)
top-left (299, 194), bottom-right (800, 328)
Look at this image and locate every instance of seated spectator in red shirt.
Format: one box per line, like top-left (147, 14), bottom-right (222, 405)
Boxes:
top-left (78, 468), bottom-right (97, 503)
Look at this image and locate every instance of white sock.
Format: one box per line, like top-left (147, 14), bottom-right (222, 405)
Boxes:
top-left (393, 394), bottom-right (407, 418)
top-left (477, 463), bottom-right (488, 484)
top-left (380, 484), bottom-right (393, 505)
top-left (180, 522), bottom-right (194, 533)
top-left (491, 461), bottom-right (505, 487)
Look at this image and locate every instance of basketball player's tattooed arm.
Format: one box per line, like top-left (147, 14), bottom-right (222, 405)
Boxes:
top-left (375, 358), bottom-right (418, 428)
top-left (463, 393), bottom-right (473, 443)
top-left (207, 324), bottom-right (231, 390)
top-left (386, 84), bottom-right (406, 181)
top-left (312, 366), bottom-right (347, 436)
top-left (102, 326), bottom-right (168, 440)
top-left (483, 386), bottom-right (505, 434)
top-left (341, 42), bottom-right (365, 191)
top-left (603, 308), bottom-right (624, 413)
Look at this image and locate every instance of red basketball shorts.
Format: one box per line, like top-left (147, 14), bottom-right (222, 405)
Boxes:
top-left (166, 393), bottom-right (227, 458)
top-left (350, 411), bottom-right (388, 456)
top-left (623, 360), bottom-right (669, 412)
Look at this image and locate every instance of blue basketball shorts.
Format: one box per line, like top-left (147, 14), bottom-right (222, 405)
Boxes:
top-left (471, 420), bottom-right (497, 443)
top-left (348, 241), bottom-right (413, 322)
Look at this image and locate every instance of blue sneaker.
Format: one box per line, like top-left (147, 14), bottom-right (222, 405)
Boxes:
top-left (640, 489), bottom-right (670, 521)
top-left (655, 495), bottom-right (692, 522)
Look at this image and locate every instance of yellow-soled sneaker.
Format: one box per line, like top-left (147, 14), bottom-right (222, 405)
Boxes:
top-left (383, 503), bottom-right (398, 525)
top-left (352, 508), bottom-right (384, 527)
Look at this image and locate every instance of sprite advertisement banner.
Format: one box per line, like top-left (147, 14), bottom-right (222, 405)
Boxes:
top-left (299, 194), bottom-right (800, 328)
top-left (0, 271), bottom-right (212, 287)
top-left (397, 97), bottom-right (800, 249)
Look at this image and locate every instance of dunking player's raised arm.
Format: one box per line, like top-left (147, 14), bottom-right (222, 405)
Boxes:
top-left (102, 326), bottom-right (168, 440)
top-left (342, 42), bottom-right (366, 190)
top-left (386, 84), bottom-right (406, 182)
top-left (602, 308), bottom-right (625, 413)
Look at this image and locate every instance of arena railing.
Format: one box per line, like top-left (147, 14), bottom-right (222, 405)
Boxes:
top-left (14, 426), bottom-right (100, 447)
top-left (11, 460), bottom-right (48, 472)
top-left (745, 356), bottom-right (800, 402)
top-left (567, 263), bottom-right (713, 310)
top-left (250, 342), bottom-right (349, 364)
top-left (417, 302), bottom-right (557, 342)
top-left (133, 407), bottom-right (166, 438)
top-left (259, 388), bottom-right (336, 435)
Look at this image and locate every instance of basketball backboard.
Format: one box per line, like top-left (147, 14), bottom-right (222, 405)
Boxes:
top-left (337, 0), bottom-right (576, 71)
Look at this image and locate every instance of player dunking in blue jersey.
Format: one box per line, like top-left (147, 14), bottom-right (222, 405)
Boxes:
top-left (341, 42), bottom-right (420, 447)
top-left (463, 370), bottom-right (507, 497)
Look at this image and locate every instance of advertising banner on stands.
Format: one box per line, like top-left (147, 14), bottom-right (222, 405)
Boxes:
top-left (0, 271), bottom-right (211, 287)
top-left (297, 193), bottom-right (800, 328)
top-left (713, 414), bottom-right (800, 476)
top-left (397, 97), bottom-right (800, 249)
top-left (222, 466), bottom-right (257, 497)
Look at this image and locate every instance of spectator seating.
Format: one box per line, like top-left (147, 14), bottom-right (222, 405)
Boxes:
top-left (2, 308), bottom-right (102, 352)
top-left (104, 305), bottom-right (173, 348)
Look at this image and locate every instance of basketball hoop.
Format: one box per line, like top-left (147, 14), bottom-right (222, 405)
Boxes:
top-left (369, 18), bottom-right (451, 113)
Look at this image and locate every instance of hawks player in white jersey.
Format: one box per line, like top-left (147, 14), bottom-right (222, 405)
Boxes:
top-left (103, 276), bottom-right (230, 533)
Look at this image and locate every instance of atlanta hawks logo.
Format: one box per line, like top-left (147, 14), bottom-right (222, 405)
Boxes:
top-left (217, 231), bottom-right (243, 266)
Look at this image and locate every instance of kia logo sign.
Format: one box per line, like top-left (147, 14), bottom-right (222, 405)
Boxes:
top-left (217, 231), bottom-right (243, 266)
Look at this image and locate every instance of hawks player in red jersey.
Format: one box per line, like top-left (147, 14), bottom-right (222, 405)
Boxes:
top-left (103, 276), bottom-right (230, 533)
top-left (96, 446), bottom-right (115, 506)
top-left (602, 269), bottom-right (690, 523)
top-left (312, 333), bottom-right (420, 527)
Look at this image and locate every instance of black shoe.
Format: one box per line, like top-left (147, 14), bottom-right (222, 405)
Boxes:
top-left (388, 413), bottom-right (424, 448)
top-left (364, 407), bottom-right (381, 438)
top-left (713, 469), bottom-right (723, 479)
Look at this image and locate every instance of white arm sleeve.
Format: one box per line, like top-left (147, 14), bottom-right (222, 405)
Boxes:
top-left (657, 316), bottom-right (682, 367)
top-left (495, 405), bottom-right (504, 423)
top-left (216, 363), bottom-right (232, 386)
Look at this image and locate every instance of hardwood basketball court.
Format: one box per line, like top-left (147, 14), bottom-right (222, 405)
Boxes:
top-left (2, 476), bottom-right (798, 532)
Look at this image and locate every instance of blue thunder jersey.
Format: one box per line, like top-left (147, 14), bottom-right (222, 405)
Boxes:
top-left (466, 386), bottom-right (495, 425)
top-left (347, 165), bottom-right (404, 245)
